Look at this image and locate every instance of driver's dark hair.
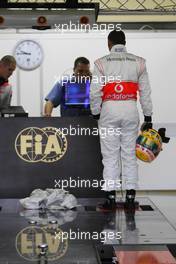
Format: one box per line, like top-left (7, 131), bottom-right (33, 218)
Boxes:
top-left (74, 57), bottom-right (90, 69)
top-left (108, 30), bottom-right (126, 45)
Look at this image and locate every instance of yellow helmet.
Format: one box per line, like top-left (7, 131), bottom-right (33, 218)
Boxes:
top-left (136, 129), bottom-right (162, 162)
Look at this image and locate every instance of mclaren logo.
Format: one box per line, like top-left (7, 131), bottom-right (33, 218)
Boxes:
top-left (114, 84), bottom-right (124, 93)
top-left (15, 127), bottom-right (67, 163)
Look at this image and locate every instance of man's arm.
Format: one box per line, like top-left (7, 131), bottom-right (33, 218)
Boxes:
top-left (90, 62), bottom-right (103, 117)
top-left (138, 59), bottom-right (153, 121)
top-left (44, 82), bottom-right (63, 117)
top-left (44, 100), bottom-right (54, 117)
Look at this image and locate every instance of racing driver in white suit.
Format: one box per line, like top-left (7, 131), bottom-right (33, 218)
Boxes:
top-left (90, 30), bottom-right (153, 210)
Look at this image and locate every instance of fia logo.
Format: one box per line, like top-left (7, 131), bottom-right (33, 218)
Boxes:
top-left (16, 225), bottom-right (68, 261)
top-left (15, 127), bottom-right (67, 163)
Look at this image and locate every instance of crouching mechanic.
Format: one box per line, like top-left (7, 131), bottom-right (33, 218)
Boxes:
top-left (90, 30), bottom-right (153, 210)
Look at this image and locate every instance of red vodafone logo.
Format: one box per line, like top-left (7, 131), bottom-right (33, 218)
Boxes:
top-left (114, 84), bottom-right (124, 93)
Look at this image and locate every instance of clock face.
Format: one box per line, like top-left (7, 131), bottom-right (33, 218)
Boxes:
top-left (14, 40), bottom-right (43, 70)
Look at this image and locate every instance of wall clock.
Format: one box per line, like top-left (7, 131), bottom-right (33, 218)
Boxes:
top-left (14, 39), bottom-right (43, 71)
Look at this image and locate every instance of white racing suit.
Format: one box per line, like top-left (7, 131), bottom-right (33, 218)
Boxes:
top-left (90, 44), bottom-right (153, 191)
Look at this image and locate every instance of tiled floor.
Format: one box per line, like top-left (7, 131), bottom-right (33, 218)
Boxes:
top-left (148, 193), bottom-right (176, 228)
top-left (113, 191), bottom-right (176, 228)
top-left (0, 195), bottom-right (176, 263)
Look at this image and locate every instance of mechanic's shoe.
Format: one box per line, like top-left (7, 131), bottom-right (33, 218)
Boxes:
top-left (124, 189), bottom-right (136, 210)
top-left (98, 191), bottom-right (116, 211)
